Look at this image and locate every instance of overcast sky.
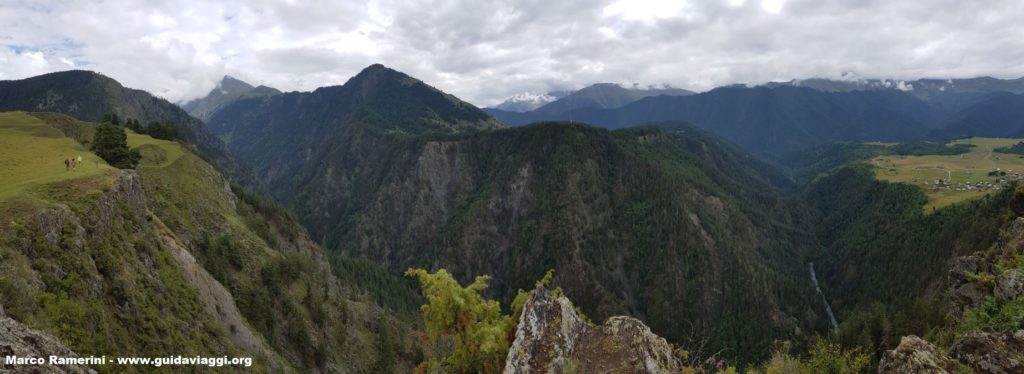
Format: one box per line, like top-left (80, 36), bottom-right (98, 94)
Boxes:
top-left (2, 0), bottom-right (1023, 106)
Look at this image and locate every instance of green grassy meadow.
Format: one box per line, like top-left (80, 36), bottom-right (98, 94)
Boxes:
top-left (0, 112), bottom-right (115, 202)
top-left (871, 137), bottom-right (1024, 210)
top-left (0, 111), bottom-right (187, 223)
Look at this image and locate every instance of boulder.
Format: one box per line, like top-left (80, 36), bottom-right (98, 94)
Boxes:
top-left (949, 330), bottom-right (1024, 374)
top-left (504, 288), bottom-right (683, 374)
top-left (995, 269), bottom-right (1024, 303)
top-left (503, 287), bottom-right (587, 373)
top-left (877, 335), bottom-right (956, 374)
top-left (949, 283), bottom-right (988, 318)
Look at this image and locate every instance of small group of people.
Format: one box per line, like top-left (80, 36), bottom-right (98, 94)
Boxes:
top-left (64, 155), bottom-right (83, 172)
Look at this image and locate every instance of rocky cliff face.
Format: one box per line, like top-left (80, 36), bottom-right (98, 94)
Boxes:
top-left (503, 287), bottom-right (683, 374)
top-left (1, 170), bottom-right (276, 367)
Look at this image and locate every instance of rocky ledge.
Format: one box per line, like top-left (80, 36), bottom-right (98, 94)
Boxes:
top-left (503, 287), bottom-right (682, 373)
top-left (877, 336), bottom-right (957, 374)
top-left (878, 331), bottom-right (1024, 374)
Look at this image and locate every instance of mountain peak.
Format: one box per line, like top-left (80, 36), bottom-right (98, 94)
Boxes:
top-left (491, 90), bottom-right (573, 112)
top-left (216, 75), bottom-right (256, 93)
top-left (348, 63), bottom-right (409, 84)
top-left (181, 75), bottom-right (280, 121)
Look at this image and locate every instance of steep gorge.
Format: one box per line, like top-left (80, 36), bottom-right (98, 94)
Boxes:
top-left (202, 65), bottom-right (835, 363)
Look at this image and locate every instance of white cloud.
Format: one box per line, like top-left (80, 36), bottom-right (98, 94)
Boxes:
top-left (0, 48), bottom-right (74, 80)
top-left (603, 0), bottom-right (690, 22)
top-left (0, 0), bottom-right (1022, 107)
top-left (761, 0), bottom-right (785, 14)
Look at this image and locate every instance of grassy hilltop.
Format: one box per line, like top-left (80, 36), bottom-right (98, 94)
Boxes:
top-left (0, 112), bottom-right (114, 202)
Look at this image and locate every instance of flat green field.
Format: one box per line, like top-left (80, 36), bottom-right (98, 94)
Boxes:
top-left (871, 137), bottom-right (1024, 210)
top-left (0, 112), bottom-right (115, 202)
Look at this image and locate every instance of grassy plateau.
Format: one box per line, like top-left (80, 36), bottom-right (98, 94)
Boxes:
top-left (871, 137), bottom-right (1024, 210)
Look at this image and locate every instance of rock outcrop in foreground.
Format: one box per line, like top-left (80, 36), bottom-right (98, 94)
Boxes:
top-left (876, 336), bottom-right (956, 374)
top-left (878, 331), bottom-right (1024, 374)
top-left (504, 287), bottom-right (682, 373)
top-left (0, 309), bottom-right (94, 374)
top-left (949, 330), bottom-right (1024, 373)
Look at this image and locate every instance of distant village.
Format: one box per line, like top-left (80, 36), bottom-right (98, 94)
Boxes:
top-left (918, 168), bottom-right (1024, 192)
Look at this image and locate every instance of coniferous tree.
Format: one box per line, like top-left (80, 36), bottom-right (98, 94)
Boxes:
top-left (91, 123), bottom-right (139, 168)
top-left (102, 112), bottom-right (121, 126)
top-left (146, 120), bottom-right (178, 140)
top-left (126, 118), bottom-right (144, 133)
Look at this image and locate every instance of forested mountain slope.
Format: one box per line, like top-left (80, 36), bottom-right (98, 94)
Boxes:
top-left (323, 121), bottom-right (825, 364)
top-left (804, 164), bottom-right (1010, 314)
top-left (930, 93), bottom-right (1024, 139)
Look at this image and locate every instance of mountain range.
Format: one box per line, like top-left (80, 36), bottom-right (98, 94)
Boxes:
top-left (500, 83), bottom-right (694, 113)
top-left (485, 76), bottom-right (1024, 157)
top-left (3, 64), bottom-right (1024, 372)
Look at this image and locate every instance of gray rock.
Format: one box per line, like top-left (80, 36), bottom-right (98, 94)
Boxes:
top-left (949, 330), bottom-right (1024, 374)
top-left (1000, 217), bottom-right (1024, 243)
top-left (877, 335), bottom-right (956, 374)
top-left (995, 269), bottom-right (1024, 303)
top-left (503, 288), bottom-right (682, 374)
top-left (949, 283), bottom-right (987, 318)
top-left (947, 256), bottom-right (995, 318)
top-left (949, 256), bottom-right (994, 284)
top-left (995, 217), bottom-right (1024, 260)
top-left (0, 315), bottom-right (95, 373)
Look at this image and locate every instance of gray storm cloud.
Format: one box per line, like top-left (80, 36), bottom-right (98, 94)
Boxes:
top-left (1, 0), bottom-right (1022, 106)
